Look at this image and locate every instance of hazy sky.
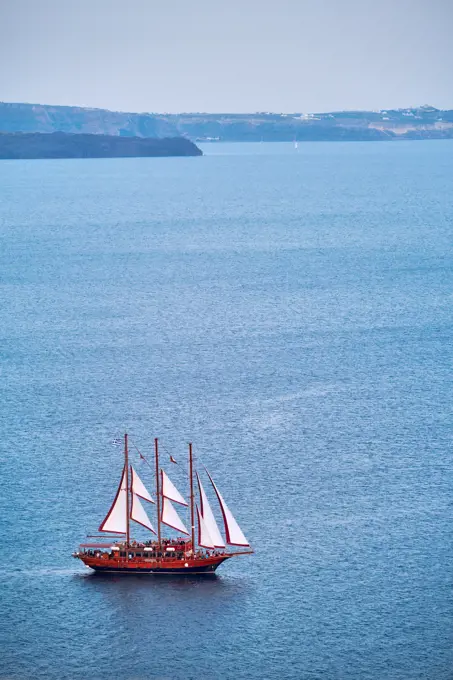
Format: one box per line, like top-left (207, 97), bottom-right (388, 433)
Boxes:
top-left (1, 0), bottom-right (452, 113)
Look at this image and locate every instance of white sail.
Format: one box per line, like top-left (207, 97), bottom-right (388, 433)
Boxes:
top-left (197, 505), bottom-right (214, 548)
top-left (99, 465), bottom-right (127, 533)
top-left (130, 493), bottom-right (156, 533)
top-left (206, 470), bottom-right (250, 547)
top-left (196, 472), bottom-right (225, 548)
top-left (161, 470), bottom-right (188, 506)
top-left (130, 465), bottom-right (154, 503)
top-left (161, 496), bottom-right (189, 535)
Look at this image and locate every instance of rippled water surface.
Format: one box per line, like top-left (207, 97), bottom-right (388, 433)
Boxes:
top-left (1, 141), bottom-right (453, 679)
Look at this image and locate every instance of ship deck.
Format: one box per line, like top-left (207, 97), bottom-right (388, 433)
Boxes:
top-left (77, 552), bottom-right (232, 574)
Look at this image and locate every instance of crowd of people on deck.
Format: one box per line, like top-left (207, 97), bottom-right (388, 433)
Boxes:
top-left (81, 537), bottom-right (226, 561)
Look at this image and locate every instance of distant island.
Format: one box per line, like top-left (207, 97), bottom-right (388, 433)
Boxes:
top-left (1, 102), bottom-right (453, 143)
top-left (169, 106), bottom-right (453, 142)
top-left (0, 131), bottom-right (202, 160)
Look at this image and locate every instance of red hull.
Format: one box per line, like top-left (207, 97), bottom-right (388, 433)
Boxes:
top-left (79, 553), bottom-right (232, 574)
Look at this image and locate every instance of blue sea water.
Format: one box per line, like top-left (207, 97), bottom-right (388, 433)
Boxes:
top-left (1, 141), bottom-right (453, 680)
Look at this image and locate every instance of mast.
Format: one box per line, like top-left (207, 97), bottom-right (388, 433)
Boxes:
top-left (155, 437), bottom-right (161, 547)
top-left (124, 432), bottom-right (130, 549)
top-left (189, 442), bottom-right (195, 550)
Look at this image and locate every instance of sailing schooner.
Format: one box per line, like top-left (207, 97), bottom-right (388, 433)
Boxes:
top-left (73, 434), bottom-right (253, 574)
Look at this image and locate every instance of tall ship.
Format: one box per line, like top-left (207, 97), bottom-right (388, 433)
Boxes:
top-left (73, 434), bottom-right (253, 574)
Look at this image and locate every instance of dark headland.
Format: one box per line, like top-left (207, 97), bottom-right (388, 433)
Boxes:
top-left (0, 131), bottom-right (202, 160)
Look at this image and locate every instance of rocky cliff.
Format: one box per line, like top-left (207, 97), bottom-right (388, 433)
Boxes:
top-left (0, 102), bottom-right (177, 138)
top-left (1, 102), bottom-right (452, 142)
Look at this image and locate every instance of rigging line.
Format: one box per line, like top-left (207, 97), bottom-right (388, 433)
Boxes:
top-left (130, 439), bottom-right (192, 498)
top-left (159, 441), bottom-right (193, 486)
top-left (129, 439), bottom-right (182, 473)
top-left (159, 441), bottom-right (186, 468)
top-left (129, 441), bottom-right (154, 471)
